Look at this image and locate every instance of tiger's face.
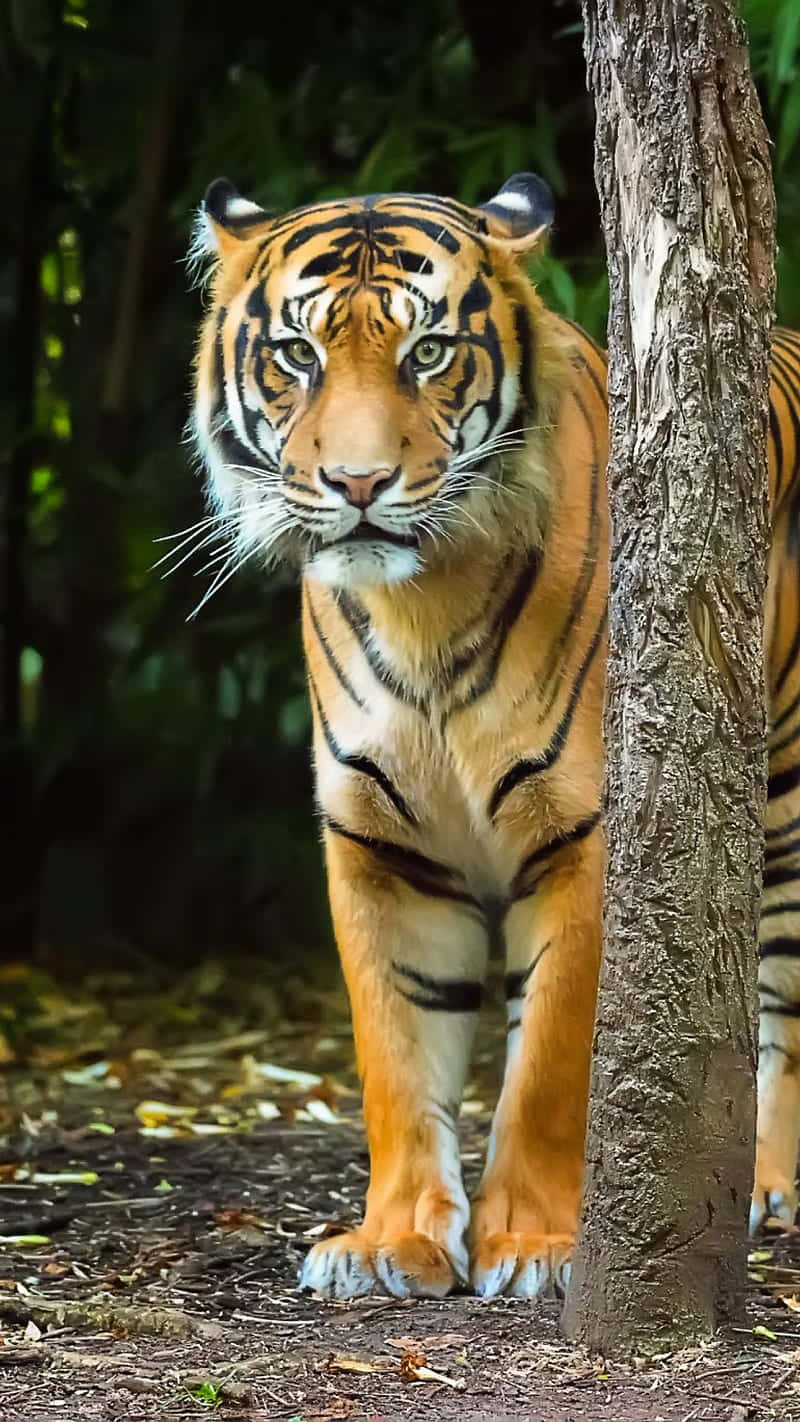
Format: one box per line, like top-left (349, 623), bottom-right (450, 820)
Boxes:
top-left (191, 174), bottom-right (553, 587)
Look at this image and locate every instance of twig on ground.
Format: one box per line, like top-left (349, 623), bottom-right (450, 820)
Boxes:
top-left (0, 1291), bottom-right (227, 1341)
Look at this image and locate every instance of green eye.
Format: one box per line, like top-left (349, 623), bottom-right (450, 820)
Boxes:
top-left (411, 337), bottom-right (447, 370)
top-left (282, 338), bottom-right (317, 369)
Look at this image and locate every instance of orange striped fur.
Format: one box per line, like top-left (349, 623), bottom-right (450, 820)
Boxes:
top-left (189, 173), bottom-right (800, 1298)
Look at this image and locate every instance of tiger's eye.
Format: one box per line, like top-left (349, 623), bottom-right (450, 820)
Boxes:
top-left (284, 338), bottom-right (316, 368)
top-left (411, 337), bottom-right (445, 369)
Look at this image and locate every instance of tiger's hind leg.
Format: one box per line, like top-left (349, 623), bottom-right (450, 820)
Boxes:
top-left (470, 830), bottom-right (602, 1297)
top-left (752, 825), bottom-right (800, 1232)
top-left (755, 495), bottom-right (800, 1234)
top-left (299, 827), bottom-right (488, 1299)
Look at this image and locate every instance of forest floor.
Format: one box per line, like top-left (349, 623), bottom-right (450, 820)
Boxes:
top-left (2, 957), bottom-right (800, 1422)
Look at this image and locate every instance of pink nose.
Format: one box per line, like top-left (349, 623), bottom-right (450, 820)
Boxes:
top-left (320, 465), bottom-right (400, 508)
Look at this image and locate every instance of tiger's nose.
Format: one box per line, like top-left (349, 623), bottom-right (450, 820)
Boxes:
top-left (319, 465), bottom-right (400, 508)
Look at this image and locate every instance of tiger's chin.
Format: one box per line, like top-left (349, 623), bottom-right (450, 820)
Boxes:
top-left (307, 539), bottom-right (422, 589)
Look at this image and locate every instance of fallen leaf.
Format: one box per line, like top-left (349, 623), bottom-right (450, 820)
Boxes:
top-left (135, 1101), bottom-right (198, 1128)
top-left (23, 1320), bottom-right (42, 1343)
top-left (303, 1099), bottom-right (342, 1125)
top-left (245, 1058), bottom-right (322, 1090)
top-left (324, 1356), bottom-right (392, 1376)
top-left (62, 1061), bottom-right (110, 1085)
top-left (400, 1352), bottom-right (466, 1390)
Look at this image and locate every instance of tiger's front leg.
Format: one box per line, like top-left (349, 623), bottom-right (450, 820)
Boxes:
top-left (299, 825), bottom-right (488, 1299)
top-left (471, 829), bottom-right (603, 1298)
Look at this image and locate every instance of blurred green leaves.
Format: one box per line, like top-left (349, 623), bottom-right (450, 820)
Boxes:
top-left (4, 0), bottom-right (797, 962)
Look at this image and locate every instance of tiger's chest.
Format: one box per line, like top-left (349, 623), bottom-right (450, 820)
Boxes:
top-left (305, 590), bottom-right (606, 905)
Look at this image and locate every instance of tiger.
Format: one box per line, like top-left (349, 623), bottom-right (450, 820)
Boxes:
top-left (188, 170), bottom-right (800, 1300)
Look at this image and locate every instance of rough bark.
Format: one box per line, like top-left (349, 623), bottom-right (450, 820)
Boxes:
top-left (562, 1), bottom-right (775, 1351)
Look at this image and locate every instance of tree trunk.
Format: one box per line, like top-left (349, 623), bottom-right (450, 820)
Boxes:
top-left (562, 0), bottom-right (775, 1351)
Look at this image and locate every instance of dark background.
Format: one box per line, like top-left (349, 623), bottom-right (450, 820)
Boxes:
top-left (3, 0), bottom-right (799, 977)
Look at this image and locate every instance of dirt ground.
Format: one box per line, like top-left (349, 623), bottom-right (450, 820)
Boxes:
top-left (2, 958), bottom-right (800, 1422)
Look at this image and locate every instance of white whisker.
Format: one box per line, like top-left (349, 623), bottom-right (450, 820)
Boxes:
top-left (153, 515), bottom-right (220, 544)
top-left (153, 520), bottom-right (237, 575)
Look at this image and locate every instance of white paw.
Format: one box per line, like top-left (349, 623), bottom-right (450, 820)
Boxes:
top-left (471, 1231), bottom-right (573, 1300)
top-left (299, 1234), bottom-right (376, 1299)
top-left (299, 1228), bottom-right (458, 1300)
top-left (750, 1187), bottom-right (796, 1235)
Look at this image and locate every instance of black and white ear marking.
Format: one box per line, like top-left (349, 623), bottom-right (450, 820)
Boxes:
top-left (480, 172), bottom-right (555, 241)
top-left (203, 177), bottom-right (269, 231)
top-left (188, 177), bottom-right (271, 278)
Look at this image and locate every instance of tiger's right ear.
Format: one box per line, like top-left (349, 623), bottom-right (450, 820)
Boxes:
top-left (189, 178), bottom-right (272, 274)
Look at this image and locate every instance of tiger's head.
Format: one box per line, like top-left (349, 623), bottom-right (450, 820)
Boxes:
top-left (190, 173), bottom-right (558, 589)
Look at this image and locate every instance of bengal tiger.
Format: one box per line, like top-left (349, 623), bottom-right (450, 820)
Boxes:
top-left (188, 171), bottom-right (800, 1300)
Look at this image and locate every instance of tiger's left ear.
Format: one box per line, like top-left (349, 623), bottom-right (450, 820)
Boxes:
top-left (479, 173), bottom-right (554, 256)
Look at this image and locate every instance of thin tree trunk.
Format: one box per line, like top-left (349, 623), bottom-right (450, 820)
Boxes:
top-left (562, 0), bottom-right (775, 1350)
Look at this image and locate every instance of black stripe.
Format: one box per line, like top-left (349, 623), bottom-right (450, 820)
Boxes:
top-left (447, 548), bottom-right (542, 714)
top-left (336, 593), bottom-right (425, 709)
top-left (305, 590), bottom-right (366, 710)
top-left (769, 716), bottom-right (800, 760)
top-left (322, 816), bottom-right (479, 907)
top-left (392, 961), bottom-right (483, 1013)
top-left (760, 984), bottom-right (800, 1017)
top-left (511, 813), bottom-right (601, 900)
top-left (514, 304), bottom-right (535, 415)
top-left (376, 215), bottom-right (461, 254)
top-left (210, 305), bottom-right (227, 424)
top-left (760, 936), bottom-right (800, 959)
top-left (504, 941), bottom-right (552, 1000)
top-left (768, 762), bottom-right (800, 801)
top-left (282, 216), bottom-right (358, 257)
top-left (561, 315), bottom-right (607, 365)
top-left (377, 194), bottom-right (484, 234)
top-left (764, 865), bottom-right (800, 891)
top-left (772, 680), bottom-right (800, 737)
top-left (769, 397), bottom-right (785, 504)
top-left (309, 678), bottom-right (415, 825)
top-left (505, 965), bottom-right (534, 1002)
top-left (489, 612), bottom-right (607, 820)
top-left (761, 900), bottom-right (800, 918)
top-left (458, 275), bottom-right (491, 324)
top-left (765, 832), bottom-right (800, 864)
top-left (761, 1041), bottom-right (800, 1060)
top-left (567, 340), bottom-right (609, 411)
top-left (537, 385), bottom-right (601, 710)
top-left (766, 809), bottom-right (800, 843)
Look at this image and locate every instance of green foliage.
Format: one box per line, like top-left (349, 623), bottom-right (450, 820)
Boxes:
top-left (745, 0), bottom-right (800, 324)
top-left (3, 0), bottom-right (798, 963)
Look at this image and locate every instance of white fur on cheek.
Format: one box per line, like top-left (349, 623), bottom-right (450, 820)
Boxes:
top-left (190, 407), bottom-right (238, 517)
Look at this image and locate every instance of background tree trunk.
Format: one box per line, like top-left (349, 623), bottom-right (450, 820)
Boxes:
top-left (562, 0), bottom-right (775, 1350)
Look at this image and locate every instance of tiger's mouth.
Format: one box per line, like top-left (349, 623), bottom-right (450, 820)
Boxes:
top-left (327, 523), bottom-right (419, 549)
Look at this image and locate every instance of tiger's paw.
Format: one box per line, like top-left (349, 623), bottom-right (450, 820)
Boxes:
top-left (470, 1163), bottom-right (580, 1299)
top-left (299, 1228), bottom-right (463, 1300)
top-left (471, 1230), bottom-right (573, 1299)
top-left (749, 1170), bottom-right (798, 1234)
